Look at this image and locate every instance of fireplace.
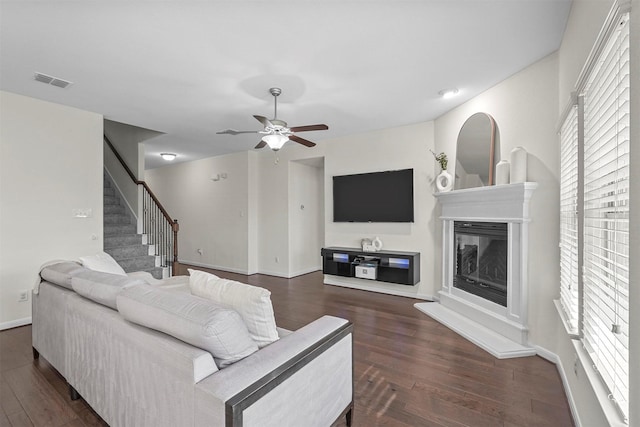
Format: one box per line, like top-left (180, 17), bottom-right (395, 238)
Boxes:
top-left (416, 183), bottom-right (538, 357)
top-left (454, 221), bottom-right (508, 306)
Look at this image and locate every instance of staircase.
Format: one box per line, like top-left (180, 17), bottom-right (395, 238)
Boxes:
top-left (103, 173), bottom-right (165, 279)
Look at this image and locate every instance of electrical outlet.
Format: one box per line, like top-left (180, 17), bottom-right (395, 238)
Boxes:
top-left (573, 355), bottom-right (579, 377)
top-left (275, 256), bottom-right (279, 263)
top-left (18, 291), bottom-right (29, 302)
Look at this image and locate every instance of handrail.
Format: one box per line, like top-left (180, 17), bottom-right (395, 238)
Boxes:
top-left (104, 134), bottom-right (179, 275)
top-left (104, 136), bottom-right (175, 224)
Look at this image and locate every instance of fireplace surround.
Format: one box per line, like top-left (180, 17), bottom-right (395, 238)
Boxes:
top-left (418, 182), bottom-right (538, 358)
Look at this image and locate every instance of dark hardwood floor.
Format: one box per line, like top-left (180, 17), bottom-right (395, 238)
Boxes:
top-left (0, 266), bottom-right (574, 426)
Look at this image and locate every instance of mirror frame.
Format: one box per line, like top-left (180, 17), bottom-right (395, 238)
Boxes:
top-left (454, 112), bottom-right (497, 189)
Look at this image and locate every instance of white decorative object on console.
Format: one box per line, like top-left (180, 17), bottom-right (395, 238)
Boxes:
top-left (361, 236), bottom-right (383, 252)
top-left (509, 147), bottom-right (527, 183)
top-left (496, 160), bottom-right (510, 185)
top-left (419, 182), bottom-right (537, 358)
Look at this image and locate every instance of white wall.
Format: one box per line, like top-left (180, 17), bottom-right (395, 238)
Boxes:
top-left (0, 91), bottom-right (103, 328)
top-left (252, 121), bottom-right (436, 294)
top-left (150, 121), bottom-right (436, 292)
top-left (103, 119), bottom-right (162, 223)
top-left (434, 53), bottom-right (560, 347)
top-left (145, 151), bottom-right (258, 274)
top-left (322, 122), bottom-right (437, 298)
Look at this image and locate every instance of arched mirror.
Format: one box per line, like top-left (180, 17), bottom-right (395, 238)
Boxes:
top-left (454, 112), bottom-right (499, 190)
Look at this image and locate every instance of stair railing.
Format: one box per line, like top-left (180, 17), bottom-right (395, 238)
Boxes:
top-left (104, 135), bottom-right (179, 276)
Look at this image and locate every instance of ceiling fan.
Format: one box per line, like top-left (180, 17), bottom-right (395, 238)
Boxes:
top-left (217, 87), bottom-right (328, 151)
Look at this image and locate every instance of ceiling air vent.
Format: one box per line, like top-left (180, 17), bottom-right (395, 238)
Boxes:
top-left (34, 72), bottom-right (73, 89)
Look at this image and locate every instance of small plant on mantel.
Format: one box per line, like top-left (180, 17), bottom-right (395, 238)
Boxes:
top-left (430, 149), bottom-right (448, 171)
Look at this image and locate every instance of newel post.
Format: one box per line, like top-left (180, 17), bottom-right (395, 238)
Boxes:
top-left (172, 219), bottom-right (179, 276)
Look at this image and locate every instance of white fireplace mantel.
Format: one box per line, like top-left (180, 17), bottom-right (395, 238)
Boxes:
top-left (416, 182), bottom-right (538, 358)
top-left (434, 182), bottom-right (538, 221)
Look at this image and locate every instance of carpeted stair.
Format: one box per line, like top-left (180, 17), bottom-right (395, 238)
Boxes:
top-left (103, 173), bottom-right (164, 279)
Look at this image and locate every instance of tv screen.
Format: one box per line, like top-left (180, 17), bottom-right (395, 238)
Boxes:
top-left (333, 169), bottom-right (414, 222)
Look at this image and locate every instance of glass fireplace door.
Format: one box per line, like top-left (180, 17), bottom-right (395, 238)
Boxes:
top-left (454, 221), bottom-right (508, 306)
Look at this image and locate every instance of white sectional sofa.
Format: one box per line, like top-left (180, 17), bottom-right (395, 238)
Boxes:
top-left (32, 262), bottom-right (353, 427)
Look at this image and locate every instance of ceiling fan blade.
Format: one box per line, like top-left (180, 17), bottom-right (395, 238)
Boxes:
top-left (255, 140), bottom-right (267, 149)
top-left (253, 115), bottom-right (273, 127)
top-left (216, 129), bottom-right (258, 135)
top-left (289, 124), bottom-right (328, 133)
top-left (289, 134), bottom-right (316, 148)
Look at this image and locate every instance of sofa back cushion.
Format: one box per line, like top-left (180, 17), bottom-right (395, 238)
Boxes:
top-left (117, 284), bottom-right (258, 368)
top-left (40, 261), bottom-right (86, 290)
top-left (188, 269), bottom-right (279, 348)
top-left (71, 270), bottom-right (143, 309)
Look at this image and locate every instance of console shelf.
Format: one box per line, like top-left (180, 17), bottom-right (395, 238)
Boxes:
top-left (321, 247), bottom-right (420, 286)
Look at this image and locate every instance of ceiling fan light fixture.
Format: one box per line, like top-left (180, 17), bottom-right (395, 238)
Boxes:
top-left (262, 134), bottom-right (288, 151)
top-left (160, 152), bottom-right (177, 161)
top-left (438, 88), bottom-right (459, 99)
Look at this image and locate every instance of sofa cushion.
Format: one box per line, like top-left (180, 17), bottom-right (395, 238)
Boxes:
top-left (188, 269), bottom-right (279, 348)
top-left (79, 252), bottom-right (127, 276)
top-left (71, 270), bottom-right (143, 309)
top-left (117, 284), bottom-right (258, 368)
top-left (40, 261), bottom-right (85, 290)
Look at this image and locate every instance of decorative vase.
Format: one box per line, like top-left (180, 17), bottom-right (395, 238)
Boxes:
top-left (496, 160), bottom-right (510, 185)
top-left (436, 169), bottom-right (453, 192)
top-left (372, 236), bottom-right (383, 252)
top-left (510, 147), bottom-right (527, 183)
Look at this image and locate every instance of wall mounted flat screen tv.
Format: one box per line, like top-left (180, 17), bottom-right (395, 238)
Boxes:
top-left (333, 168), bottom-right (414, 222)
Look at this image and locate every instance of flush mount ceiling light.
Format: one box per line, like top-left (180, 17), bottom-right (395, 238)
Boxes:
top-left (438, 88), bottom-right (459, 99)
top-left (160, 153), bottom-right (177, 161)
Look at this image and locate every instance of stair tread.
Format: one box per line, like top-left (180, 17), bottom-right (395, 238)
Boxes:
top-left (104, 171), bottom-right (167, 281)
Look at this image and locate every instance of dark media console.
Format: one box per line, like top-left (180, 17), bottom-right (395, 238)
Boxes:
top-left (321, 247), bottom-right (420, 286)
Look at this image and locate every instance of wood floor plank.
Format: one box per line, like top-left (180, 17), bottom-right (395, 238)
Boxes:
top-left (0, 376), bottom-right (24, 417)
top-left (6, 411), bottom-right (33, 427)
top-left (0, 410), bottom-right (10, 427)
top-left (3, 365), bottom-right (77, 427)
top-left (2, 266), bottom-right (574, 426)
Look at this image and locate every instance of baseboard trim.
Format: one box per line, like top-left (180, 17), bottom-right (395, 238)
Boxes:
top-left (178, 261), bottom-right (320, 280)
top-left (533, 344), bottom-right (582, 427)
top-left (0, 317), bottom-right (32, 331)
top-left (179, 260), bottom-right (250, 276)
top-left (289, 267), bottom-right (321, 278)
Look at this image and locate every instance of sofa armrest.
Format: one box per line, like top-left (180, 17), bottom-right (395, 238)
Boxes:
top-left (194, 315), bottom-right (353, 427)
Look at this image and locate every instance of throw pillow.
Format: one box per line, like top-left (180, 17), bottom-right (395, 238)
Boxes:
top-left (79, 252), bottom-right (126, 276)
top-left (188, 269), bottom-right (279, 348)
top-left (117, 284), bottom-right (258, 368)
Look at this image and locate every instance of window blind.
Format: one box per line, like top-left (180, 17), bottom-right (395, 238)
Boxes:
top-left (582, 12), bottom-right (629, 422)
top-left (559, 105), bottom-right (580, 333)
